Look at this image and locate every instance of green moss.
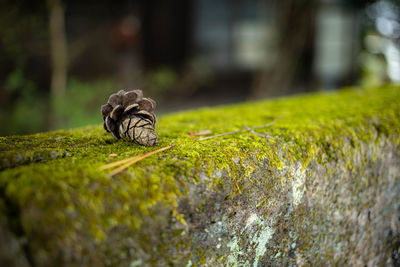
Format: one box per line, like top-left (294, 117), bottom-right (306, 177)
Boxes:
top-left (0, 84), bottom-right (399, 264)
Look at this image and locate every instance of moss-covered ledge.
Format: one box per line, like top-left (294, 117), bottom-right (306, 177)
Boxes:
top-left (0, 85), bottom-right (399, 266)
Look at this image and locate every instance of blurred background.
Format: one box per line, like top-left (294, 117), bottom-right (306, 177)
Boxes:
top-left (0, 0), bottom-right (399, 136)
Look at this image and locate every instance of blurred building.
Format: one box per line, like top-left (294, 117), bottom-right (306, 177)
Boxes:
top-left (314, 0), bottom-right (361, 89)
top-left (64, 0), bottom-right (368, 98)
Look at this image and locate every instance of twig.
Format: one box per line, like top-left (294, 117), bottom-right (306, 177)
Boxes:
top-left (189, 129), bottom-right (212, 136)
top-left (99, 144), bottom-right (175, 176)
top-left (99, 157), bottom-right (136, 171)
top-left (198, 121), bottom-right (275, 141)
top-left (243, 125), bottom-right (268, 138)
top-left (243, 125), bottom-right (279, 140)
top-left (198, 129), bottom-right (243, 141)
top-left (109, 144), bottom-right (175, 176)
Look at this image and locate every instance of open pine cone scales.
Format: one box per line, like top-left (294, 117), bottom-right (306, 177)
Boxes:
top-left (101, 89), bottom-right (158, 147)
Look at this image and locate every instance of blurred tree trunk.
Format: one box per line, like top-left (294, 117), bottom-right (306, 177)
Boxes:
top-left (47, 0), bottom-right (67, 130)
top-left (253, 0), bottom-right (317, 98)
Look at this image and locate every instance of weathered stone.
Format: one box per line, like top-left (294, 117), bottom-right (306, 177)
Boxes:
top-left (0, 85), bottom-right (399, 266)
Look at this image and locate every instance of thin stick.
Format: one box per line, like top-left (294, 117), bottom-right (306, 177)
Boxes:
top-left (189, 129), bottom-right (212, 136)
top-left (99, 144), bottom-right (174, 173)
top-left (243, 125), bottom-right (279, 140)
top-left (108, 144), bottom-right (175, 176)
top-left (243, 125), bottom-right (268, 138)
top-left (99, 144), bottom-right (175, 171)
top-left (198, 121), bottom-right (275, 141)
top-left (198, 129), bottom-right (243, 141)
top-left (99, 157), bottom-right (138, 171)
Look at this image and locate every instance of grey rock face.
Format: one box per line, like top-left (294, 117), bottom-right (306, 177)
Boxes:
top-left (176, 137), bottom-right (400, 266)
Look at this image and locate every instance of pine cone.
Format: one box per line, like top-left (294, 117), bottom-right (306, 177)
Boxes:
top-left (101, 89), bottom-right (158, 147)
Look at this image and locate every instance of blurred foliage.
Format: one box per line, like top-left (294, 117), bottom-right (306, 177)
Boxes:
top-left (360, 52), bottom-right (387, 87)
top-left (0, 78), bottom-right (122, 136)
top-left (1, 87), bottom-right (47, 136)
top-left (54, 79), bottom-right (123, 130)
top-left (0, 65), bottom-right (214, 136)
top-left (0, 0), bottom-right (49, 136)
top-left (144, 66), bottom-right (178, 96)
top-left (0, 0), bottom-right (48, 85)
top-left (143, 60), bottom-right (215, 100)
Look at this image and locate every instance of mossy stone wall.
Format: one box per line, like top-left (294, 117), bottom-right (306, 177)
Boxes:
top-left (0, 85), bottom-right (399, 266)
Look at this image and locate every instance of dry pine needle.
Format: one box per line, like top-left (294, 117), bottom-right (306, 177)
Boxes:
top-left (99, 144), bottom-right (175, 176)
